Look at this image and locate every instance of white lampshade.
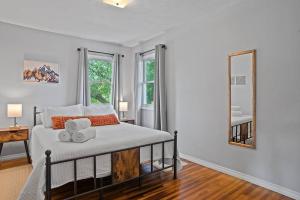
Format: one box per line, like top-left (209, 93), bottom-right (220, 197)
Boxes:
top-left (119, 101), bottom-right (128, 112)
top-left (103, 0), bottom-right (129, 8)
top-left (7, 104), bottom-right (22, 118)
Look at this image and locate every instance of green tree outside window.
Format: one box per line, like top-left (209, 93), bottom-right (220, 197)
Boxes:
top-left (143, 59), bottom-right (155, 105)
top-left (88, 59), bottom-right (113, 104)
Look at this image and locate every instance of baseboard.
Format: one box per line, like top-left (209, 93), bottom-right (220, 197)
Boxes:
top-left (0, 153), bottom-right (26, 161)
top-left (180, 153), bottom-right (300, 200)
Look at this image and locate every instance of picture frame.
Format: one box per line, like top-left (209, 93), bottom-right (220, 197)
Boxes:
top-left (23, 60), bottom-right (59, 83)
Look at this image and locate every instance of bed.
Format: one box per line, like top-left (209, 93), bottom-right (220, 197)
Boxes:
top-left (18, 106), bottom-right (178, 200)
top-left (231, 115), bottom-right (253, 144)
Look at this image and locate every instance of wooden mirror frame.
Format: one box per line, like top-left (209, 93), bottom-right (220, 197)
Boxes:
top-left (228, 49), bottom-right (256, 149)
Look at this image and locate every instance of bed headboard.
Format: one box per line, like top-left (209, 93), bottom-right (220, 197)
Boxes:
top-left (33, 106), bottom-right (42, 126)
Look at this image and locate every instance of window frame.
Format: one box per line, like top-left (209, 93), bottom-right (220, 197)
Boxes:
top-left (88, 53), bottom-right (114, 104)
top-left (141, 53), bottom-right (155, 109)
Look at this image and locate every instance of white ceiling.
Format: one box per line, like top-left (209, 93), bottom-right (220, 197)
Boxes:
top-left (0, 0), bottom-right (239, 47)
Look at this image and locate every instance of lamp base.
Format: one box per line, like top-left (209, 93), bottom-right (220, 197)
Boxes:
top-left (9, 117), bottom-right (20, 129)
top-left (120, 112), bottom-right (126, 120)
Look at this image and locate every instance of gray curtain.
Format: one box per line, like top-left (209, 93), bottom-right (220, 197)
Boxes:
top-left (154, 44), bottom-right (167, 131)
top-left (134, 53), bottom-right (143, 125)
top-left (76, 47), bottom-right (90, 106)
top-left (112, 54), bottom-right (121, 115)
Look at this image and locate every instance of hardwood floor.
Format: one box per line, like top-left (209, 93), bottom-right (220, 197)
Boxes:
top-left (0, 158), bottom-right (292, 200)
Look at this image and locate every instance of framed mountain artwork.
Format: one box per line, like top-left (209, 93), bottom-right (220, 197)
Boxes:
top-left (23, 60), bottom-right (59, 83)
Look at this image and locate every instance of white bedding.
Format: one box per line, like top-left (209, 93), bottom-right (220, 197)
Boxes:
top-left (19, 123), bottom-right (175, 200)
top-left (231, 115), bottom-right (252, 126)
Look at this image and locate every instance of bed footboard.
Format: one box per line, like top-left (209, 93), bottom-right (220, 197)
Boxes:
top-left (45, 131), bottom-right (178, 200)
top-left (231, 121), bottom-right (252, 143)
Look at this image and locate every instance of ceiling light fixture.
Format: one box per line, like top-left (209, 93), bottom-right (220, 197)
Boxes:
top-left (103, 0), bottom-right (129, 8)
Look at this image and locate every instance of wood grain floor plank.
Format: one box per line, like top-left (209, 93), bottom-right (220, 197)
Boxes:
top-left (0, 158), bottom-right (293, 200)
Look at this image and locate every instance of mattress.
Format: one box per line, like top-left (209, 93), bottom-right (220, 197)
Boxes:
top-left (19, 123), bottom-right (175, 200)
top-left (231, 115), bottom-right (252, 126)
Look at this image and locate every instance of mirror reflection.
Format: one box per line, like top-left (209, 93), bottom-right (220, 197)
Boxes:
top-left (229, 50), bottom-right (256, 148)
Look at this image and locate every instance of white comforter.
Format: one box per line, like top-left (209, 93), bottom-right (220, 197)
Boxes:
top-left (18, 123), bottom-right (175, 200)
top-left (231, 115), bottom-right (252, 126)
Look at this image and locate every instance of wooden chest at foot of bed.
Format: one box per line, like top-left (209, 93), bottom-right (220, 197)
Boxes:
top-left (240, 123), bottom-right (249, 141)
top-left (112, 148), bottom-right (140, 183)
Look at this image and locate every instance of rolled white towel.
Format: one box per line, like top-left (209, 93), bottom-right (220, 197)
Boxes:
top-left (58, 130), bottom-right (72, 142)
top-left (231, 106), bottom-right (241, 111)
top-left (231, 111), bottom-right (242, 117)
top-left (65, 118), bottom-right (91, 133)
top-left (71, 127), bottom-right (96, 143)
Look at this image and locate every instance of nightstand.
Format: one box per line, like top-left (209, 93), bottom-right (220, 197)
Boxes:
top-left (120, 119), bottom-right (135, 124)
top-left (0, 126), bottom-right (31, 163)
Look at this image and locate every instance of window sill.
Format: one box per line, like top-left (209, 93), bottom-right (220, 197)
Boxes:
top-left (141, 106), bottom-right (154, 111)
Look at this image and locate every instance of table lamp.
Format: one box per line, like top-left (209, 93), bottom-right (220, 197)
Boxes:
top-left (119, 101), bottom-right (128, 119)
top-left (7, 104), bottom-right (22, 128)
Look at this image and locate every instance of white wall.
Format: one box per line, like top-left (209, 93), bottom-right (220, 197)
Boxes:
top-left (133, 0), bottom-right (300, 194)
top-left (0, 22), bottom-right (133, 157)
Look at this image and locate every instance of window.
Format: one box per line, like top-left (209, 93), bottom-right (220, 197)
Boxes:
top-left (88, 54), bottom-right (113, 104)
top-left (142, 54), bottom-right (155, 107)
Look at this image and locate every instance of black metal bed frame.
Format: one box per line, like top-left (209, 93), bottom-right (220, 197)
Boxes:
top-left (231, 121), bottom-right (252, 144)
top-left (33, 106), bottom-right (178, 200)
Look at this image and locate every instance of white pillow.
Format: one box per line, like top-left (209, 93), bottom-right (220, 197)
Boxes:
top-left (84, 104), bottom-right (119, 119)
top-left (231, 106), bottom-right (241, 111)
top-left (36, 113), bottom-right (44, 125)
top-left (231, 111), bottom-right (242, 117)
top-left (43, 104), bottom-right (84, 128)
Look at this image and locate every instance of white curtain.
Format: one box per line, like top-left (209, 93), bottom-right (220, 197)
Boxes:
top-left (112, 54), bottom-right (121, 115)
top-left (76, 47), bottom-right (90, 106)
top-left (134, 53), bottom-right (143, 125)
top-left (154, 44), bottom-right (167, 131)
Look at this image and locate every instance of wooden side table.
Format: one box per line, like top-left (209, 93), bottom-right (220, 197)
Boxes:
top-left (120, 119), bottom-right (135, 125)
top-left (0, 126), bottom-right (31, 163)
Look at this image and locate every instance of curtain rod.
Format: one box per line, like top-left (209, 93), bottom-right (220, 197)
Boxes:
top-left (77, 48), bottom-right (124, 58)
top-left (140, 49), bottom-right (154, 56)
top-left (140, 45), bottom-right (166, 56)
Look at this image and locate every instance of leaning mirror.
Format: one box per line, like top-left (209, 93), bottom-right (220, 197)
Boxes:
top-left (228, 50), bottom-right (256, 148)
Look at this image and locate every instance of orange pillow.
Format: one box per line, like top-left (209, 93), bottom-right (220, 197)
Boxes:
top-left (88, 114), bottom-right (120, 127)
top-left (52, 116), bottom-right (84, 129)
top-left (51, 114), bottom-right (119, 129)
